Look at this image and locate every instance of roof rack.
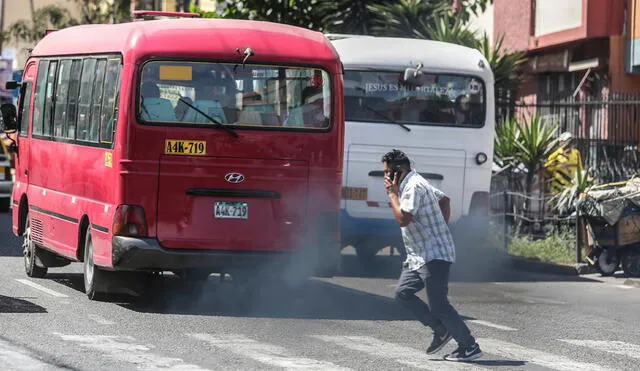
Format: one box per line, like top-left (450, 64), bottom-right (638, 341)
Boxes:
top-left (132, 10), bottom-right (201, 20)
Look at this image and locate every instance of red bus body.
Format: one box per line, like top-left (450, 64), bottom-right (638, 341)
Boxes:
top-left (10, 19), bottom-right (344, 293)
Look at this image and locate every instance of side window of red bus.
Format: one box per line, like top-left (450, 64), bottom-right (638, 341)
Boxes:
top-left (76, 59), bottom-right (97, 142)
top-left (64, 60), bottom-right (82, 140)
top-left (42, 60), bottom-right (58, 137)
top-left (32, 60), bottom-right (50, 136)
top-left (18, 82), bottom-right (32, 137)
top-left (100, 59), bottom-right (122, 144)
top-left (53, 60), bottom-right (72, 138)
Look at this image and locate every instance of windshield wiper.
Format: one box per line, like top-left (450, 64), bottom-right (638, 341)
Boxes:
top-left (362, 104), bottom-right (411, 132)
top-left (178, 97), bottom-right (239, 138)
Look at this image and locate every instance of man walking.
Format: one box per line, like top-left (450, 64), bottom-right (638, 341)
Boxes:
top-left (382, 149), bottom-right (483, 362)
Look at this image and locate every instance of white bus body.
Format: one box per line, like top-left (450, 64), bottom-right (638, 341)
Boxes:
top-left (330, 36), bottom-right (495, 259)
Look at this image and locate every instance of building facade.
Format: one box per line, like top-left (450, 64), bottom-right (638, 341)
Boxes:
top-left (494, 0), bottom-right (640, 181)
top-left (495, 0), bottom-right (640, 102)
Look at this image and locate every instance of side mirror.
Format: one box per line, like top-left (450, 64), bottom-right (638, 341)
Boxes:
top-left (5, 80), bottom-right (21, 90)
top-left (0, 103), bottom-right (18, 133)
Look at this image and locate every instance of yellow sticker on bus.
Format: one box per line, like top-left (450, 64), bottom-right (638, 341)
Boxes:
top-left (164, 140), bottom-right (206, 156)
top-left (104, 152), bottom-right (113, 168)
top-left (159, 65), bottom-right (193, 81)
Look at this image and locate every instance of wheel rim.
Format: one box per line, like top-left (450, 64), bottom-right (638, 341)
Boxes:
top-left (85, 238), bottom-right (94, 287)
top-left (22, 221), bottom-right (33, 271)
top-left (598, 250), bottom-right (618, 273)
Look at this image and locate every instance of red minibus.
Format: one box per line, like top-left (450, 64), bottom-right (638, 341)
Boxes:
top-left (0, 15), bottom-right (344, 300)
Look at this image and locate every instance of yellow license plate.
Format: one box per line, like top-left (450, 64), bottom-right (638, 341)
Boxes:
top-left (164, 140), bottom-right (206, 156)
top-left (341, 187), bottom-right (368, 201)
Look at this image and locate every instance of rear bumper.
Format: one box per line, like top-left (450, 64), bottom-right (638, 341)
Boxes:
top-left (340, 210), bottom-right (401, 237)
top-left (340, 210), bottom-right (489, 244)
top-left (111, 236), bottom-right (296, 271)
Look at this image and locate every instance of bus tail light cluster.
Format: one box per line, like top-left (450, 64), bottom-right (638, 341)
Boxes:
top-left (469, 191), bottom-right (489, 216)
top-left (112, 205), bottom-right (148, 237)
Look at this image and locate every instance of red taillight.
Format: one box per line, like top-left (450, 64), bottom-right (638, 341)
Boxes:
top-left (469, 191), bottom-right (489, 216)
top-left (112, 205), bottom-right (148, 237)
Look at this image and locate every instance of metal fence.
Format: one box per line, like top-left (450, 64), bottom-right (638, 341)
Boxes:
top-left (496, 92), bottom-right (640, 184)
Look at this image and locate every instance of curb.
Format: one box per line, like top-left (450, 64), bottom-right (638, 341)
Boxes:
top-left (624, 278), bottom-right (640, 288)
top-left (508, 255), bottom-right (581, 276)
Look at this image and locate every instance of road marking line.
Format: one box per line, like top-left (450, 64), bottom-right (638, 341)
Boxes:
top-left (559, 339), bottom-right (640, 360)
top-left (15, 279), bottom-right (68, 298)
top-left (0, 338), bottom-right (62, 370)
top-left (616, 285), bottom-right (633, 289)
top-left (467, 320), bottom-right (518, 331)
top-left (190, 333), bottom-right (350, 370)
top-left (310, 335), bottom-right (485, 370)
top-left (477, 338), bottom-right (613, 371)
top-left (55, 334), bottom-right (208, 370)
top-left (87, 314), bottom-right (115, 325)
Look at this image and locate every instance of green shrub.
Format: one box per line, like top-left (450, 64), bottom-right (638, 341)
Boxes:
top-left (507, 227), bottom-right (576, 264)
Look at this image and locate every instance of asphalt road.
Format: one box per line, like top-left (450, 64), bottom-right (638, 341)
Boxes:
top-left (1, 211), bottom-right (639, 371)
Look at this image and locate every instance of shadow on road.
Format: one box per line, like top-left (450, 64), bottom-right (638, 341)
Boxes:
top-left (0, 295), bottom-right (47, 313)
top-left (119, 276), bottom-right (433, 320)
top-left (0, 213), bottom-right (21, 257)
top-left (341, 247), bottom-right (600, 284)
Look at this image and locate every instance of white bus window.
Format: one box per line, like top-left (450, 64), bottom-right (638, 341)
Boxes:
top-left (344, 70), bottom-right (485, 128)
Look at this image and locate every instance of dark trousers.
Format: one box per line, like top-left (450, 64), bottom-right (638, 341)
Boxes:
top-left (394, 259), bottom-right (475, 347)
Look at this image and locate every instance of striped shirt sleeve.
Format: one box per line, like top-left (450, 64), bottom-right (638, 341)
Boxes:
top-left (400, 183), bottom-right (422, 216)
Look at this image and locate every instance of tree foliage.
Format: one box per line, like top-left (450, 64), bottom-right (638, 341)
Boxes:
top-left (2, 1), bottom-right (133, 44)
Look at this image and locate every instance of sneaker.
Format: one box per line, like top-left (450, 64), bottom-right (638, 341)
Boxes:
top-left (443, 343), bottom-right (483, 362)
top-left (426, 331), bottom-right (453, 354)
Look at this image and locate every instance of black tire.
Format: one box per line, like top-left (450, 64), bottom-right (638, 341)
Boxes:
top-left (83, 226), bottom-right (108, 300)
top-left (596, 249), bottom-right (619, 276)
top-left (355, 245), bottom-right (378, 261)
top-left (621, 248), bottom-right (640, 278)
top-left (0, 198), bottom-right (9, 213)
top-left (23, 213), bottom-right (48, 278)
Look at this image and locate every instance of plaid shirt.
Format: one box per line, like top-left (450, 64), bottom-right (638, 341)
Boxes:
top-left (398, 170), bottom-right (456, 271)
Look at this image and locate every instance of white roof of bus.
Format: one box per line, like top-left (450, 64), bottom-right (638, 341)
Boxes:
top-left (330, 35), bottom-right (494, 82)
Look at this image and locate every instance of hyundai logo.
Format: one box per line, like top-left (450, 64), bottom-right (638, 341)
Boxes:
top-left (224, 172), bottom-right (245, 184)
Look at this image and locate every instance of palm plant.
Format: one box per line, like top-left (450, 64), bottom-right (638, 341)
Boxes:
top-left (493, 117), bottom-right (521, 173)
top-left (368, 0), bottom-right (450, 38)
top-left (549, 162), bottom-right (594, 216)
top-left (320, 0), bottom-right (384, 34)
top-left (478, 33), bottom-right (527, 94)
top-left (514, 115), bottom-right (559, 209)
top-left (424, 13), bottom-right (479, 47)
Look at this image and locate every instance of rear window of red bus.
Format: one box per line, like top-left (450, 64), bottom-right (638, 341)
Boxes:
top-left (137, 61), bottom-right (332, 131)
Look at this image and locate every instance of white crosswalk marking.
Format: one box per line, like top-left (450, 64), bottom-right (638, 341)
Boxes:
top-left (310, 335), bottom-right (486, 370)
top-left (190, 333), bottom-right (350, 370)
top-left (478, 338), bottom-right (614, 371)
top-left (55, 334), bottom-right (209, 370)
top-left (0, 338), bottom-right (62, 370)
top-left (559, 339), bottom-right (640, 360)
top-left (467, 320), bottom-right (517, 331)
top-left (15, 279), bottom-right (68, 298)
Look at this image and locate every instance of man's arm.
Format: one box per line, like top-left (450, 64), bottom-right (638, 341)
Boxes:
top-left (388, 192), bottom-right (414, 227)
top-left (439, 195), bottom-right (451, 224)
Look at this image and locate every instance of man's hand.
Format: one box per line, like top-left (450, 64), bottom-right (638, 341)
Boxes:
top-left (384, 173), bottom-right (400, 196)
top-left (385, 172), bottom-right (413, 227)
